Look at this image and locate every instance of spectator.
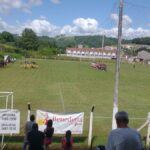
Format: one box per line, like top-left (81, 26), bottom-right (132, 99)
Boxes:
top-left (44, 119), bottom-right (54, 150)
top-left (62, 130), bottom-right (73, 150)
top-left (27, 123), bottom-right (44, 150)
top-left (22, 114), bottom-right (35, 150)
top-left (96, 145), bottom-right (105, 150)
top-left (106, 111), bottom-right (143, 150)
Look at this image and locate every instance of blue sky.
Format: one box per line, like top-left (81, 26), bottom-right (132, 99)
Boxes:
top-left (0, 0), bottom-right (150, 38)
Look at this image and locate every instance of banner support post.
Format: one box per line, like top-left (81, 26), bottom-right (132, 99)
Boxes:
top-left (11, 92), bottom-right (14, 109)
top-left (146, 112), bottom-right (150, 149)
top-left (0, 92), bottom-right (14, 149)
top-left (27, 103), bottom-right (31, 121)
top-left (1, 135), bottom-right (4, 150)
top-left (88, 105), bottom-right (95, 147)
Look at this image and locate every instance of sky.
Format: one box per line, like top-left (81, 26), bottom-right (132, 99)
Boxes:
top-left (0, 0), bottom-right (150, 39)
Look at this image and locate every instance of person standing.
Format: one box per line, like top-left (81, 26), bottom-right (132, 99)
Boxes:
top-left (106, 111), bottom-right (143, 150)
top-left (44, 119), bottom-right (54, 150)
top-left (22, 114), bottom-right (35, 150)
top-left (61, 130), bottom-right (73, 150)
top-left (27, 123), bottom-right (45, 150)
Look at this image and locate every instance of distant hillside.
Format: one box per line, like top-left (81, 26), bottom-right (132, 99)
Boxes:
top-left (1, 29), bottom-right (150, 57)
top-left (132, 37), bottom-right (150, 45)
top-left (54, 35), bottom-right (118, 48)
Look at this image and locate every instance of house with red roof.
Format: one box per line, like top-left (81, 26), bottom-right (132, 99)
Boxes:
top-left (66, 47), bottom-right (116, 59)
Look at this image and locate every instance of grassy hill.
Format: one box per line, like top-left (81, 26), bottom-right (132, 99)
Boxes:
top-left (0, 59), bottom-right (150, 147)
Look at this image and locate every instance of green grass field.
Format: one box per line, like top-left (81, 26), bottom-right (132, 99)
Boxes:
top-left (0, 59), bottom-right (150, 147)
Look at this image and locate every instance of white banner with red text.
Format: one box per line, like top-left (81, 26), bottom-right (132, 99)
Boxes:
top-left (0, 109), bottom-right (20, 134)
top-left (36, 110), bottom-right (84, 134)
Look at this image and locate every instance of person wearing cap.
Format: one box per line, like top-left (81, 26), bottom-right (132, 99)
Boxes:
top-left (106, 111), bottom-right (143, 150)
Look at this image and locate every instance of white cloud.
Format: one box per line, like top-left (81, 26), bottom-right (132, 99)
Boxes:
top-left (43, 17), bottom-right (150, 38)
top-left (103, 28), bottom-right (118, 38)
top-left (111, 14), bottom-right (118, 22)
top-left (73, 18), bottom-right (99, 34)
top-left (0, 17), bottom-right (150, 39)
top-left (29, 0), bottom-right (42, 6)
top-left (60, 25), bottom-right (75, 35)
top-left (51, 0), bottom-right (61, 4)
top-left (102, 27), bottom-right (150, 39)
top-left (148, 23), bottom-right (150, 27)
top-left (0, 18), bottom-right (9, 30)
top-left (111, 13), bottom-right (132, 28)
top-left (0, 18), bottom-right (21, 34)
top-left (60, 18), bottom-right (99, 36)
top-left (122, 27), bottom-right (150, 39)
top-left (0, 0), bottom-right (43, 14)
top-left (0, 0), bottom-right (23, 14)
top-left (123, 15), bottom-right (132, 28)
top-left (21, 19), bottom-right (59, 36)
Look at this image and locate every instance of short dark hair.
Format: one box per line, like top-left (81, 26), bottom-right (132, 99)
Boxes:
top-left (115, 111), bottom-right (129, 124)
top-left (47, 119), bottom-right (53, 127)
top-left (66, 130), bottom-right (72, 147)
top-left (66, 130), bottom-right (71, 138)
top-left (30, 114), bottom-right (35, 122)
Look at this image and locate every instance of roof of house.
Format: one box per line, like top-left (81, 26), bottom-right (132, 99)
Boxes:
top-left (66, 48), bottom-right (116, 53)
top-left (137, 51), bottom-right (150, 60)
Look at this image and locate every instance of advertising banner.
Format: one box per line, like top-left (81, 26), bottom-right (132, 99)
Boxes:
top-left (0, 109), bottom-right (20, 134)
top-left (36, 110), bottom-right (84, 134)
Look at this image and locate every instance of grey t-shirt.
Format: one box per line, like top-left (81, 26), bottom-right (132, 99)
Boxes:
top-left (106, 128), bottom-right (143, 150)
top-left (24, 121), bottom-right (35, 143)
top-left (26, 121), bottom-right (35, 134)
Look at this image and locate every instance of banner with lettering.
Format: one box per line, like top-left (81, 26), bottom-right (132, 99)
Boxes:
top-left (0, 109), bottom-right (20, 134)
top-left (36, 110), bottom-right (84, 134)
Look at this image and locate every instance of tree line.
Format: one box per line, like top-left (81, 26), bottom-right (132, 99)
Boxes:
top-left (0, 28), bottom-right (150, 58)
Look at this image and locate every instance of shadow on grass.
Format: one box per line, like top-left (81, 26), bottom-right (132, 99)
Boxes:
top-left (90, 136), bottom-right (96, 150)
top-left (1, 135), bottom-right (90, 150)
top-left (53, 136), bottom-right (87, 143)
top-left (0, 135), bottom-right (87, 144)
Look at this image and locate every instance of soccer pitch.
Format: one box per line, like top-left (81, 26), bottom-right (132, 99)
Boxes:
top-left (0, 59), bottom-right (150, 146)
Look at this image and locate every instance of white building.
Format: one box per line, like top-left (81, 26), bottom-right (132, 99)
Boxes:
top-left (66, 47), bottom-right (116, 59)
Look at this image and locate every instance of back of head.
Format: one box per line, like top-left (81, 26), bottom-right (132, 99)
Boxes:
top-left (66, 130), bottom-right (72, 147)
top-left (66, 130), bottom-right (71, 138)
top-left (47, 119), bottom-right (53, 128)
top-left (115, 111), bottom-right (129, 125)
top-left (30, 114), bottom-right (35, 122)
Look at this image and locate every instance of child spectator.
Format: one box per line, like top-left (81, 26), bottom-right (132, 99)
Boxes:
top-left (62, 130), bottom-right (73, 150)
top-left (44, 119), bottom-right (54, 150)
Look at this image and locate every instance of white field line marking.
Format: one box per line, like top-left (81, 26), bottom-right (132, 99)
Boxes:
top-left (73, 84), bottom-right (87, 103)
top-left (59, 84), bottom-right (65, 112)
top-left (84, 116), bottom-right (146, 120)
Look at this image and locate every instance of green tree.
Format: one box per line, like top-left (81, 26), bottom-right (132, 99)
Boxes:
top-left (21, 28), bottom-right (39, 50)
top-left (0, 31), bottom-right (14, 43)
top-left (132, 37), bottom-right (150, 45)
top-left (39, 47), bottom-right (57, 56)
top-left (38, 36), bottom-right (57, 49)
top-left (55, 36), bottom-right (76, 53)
